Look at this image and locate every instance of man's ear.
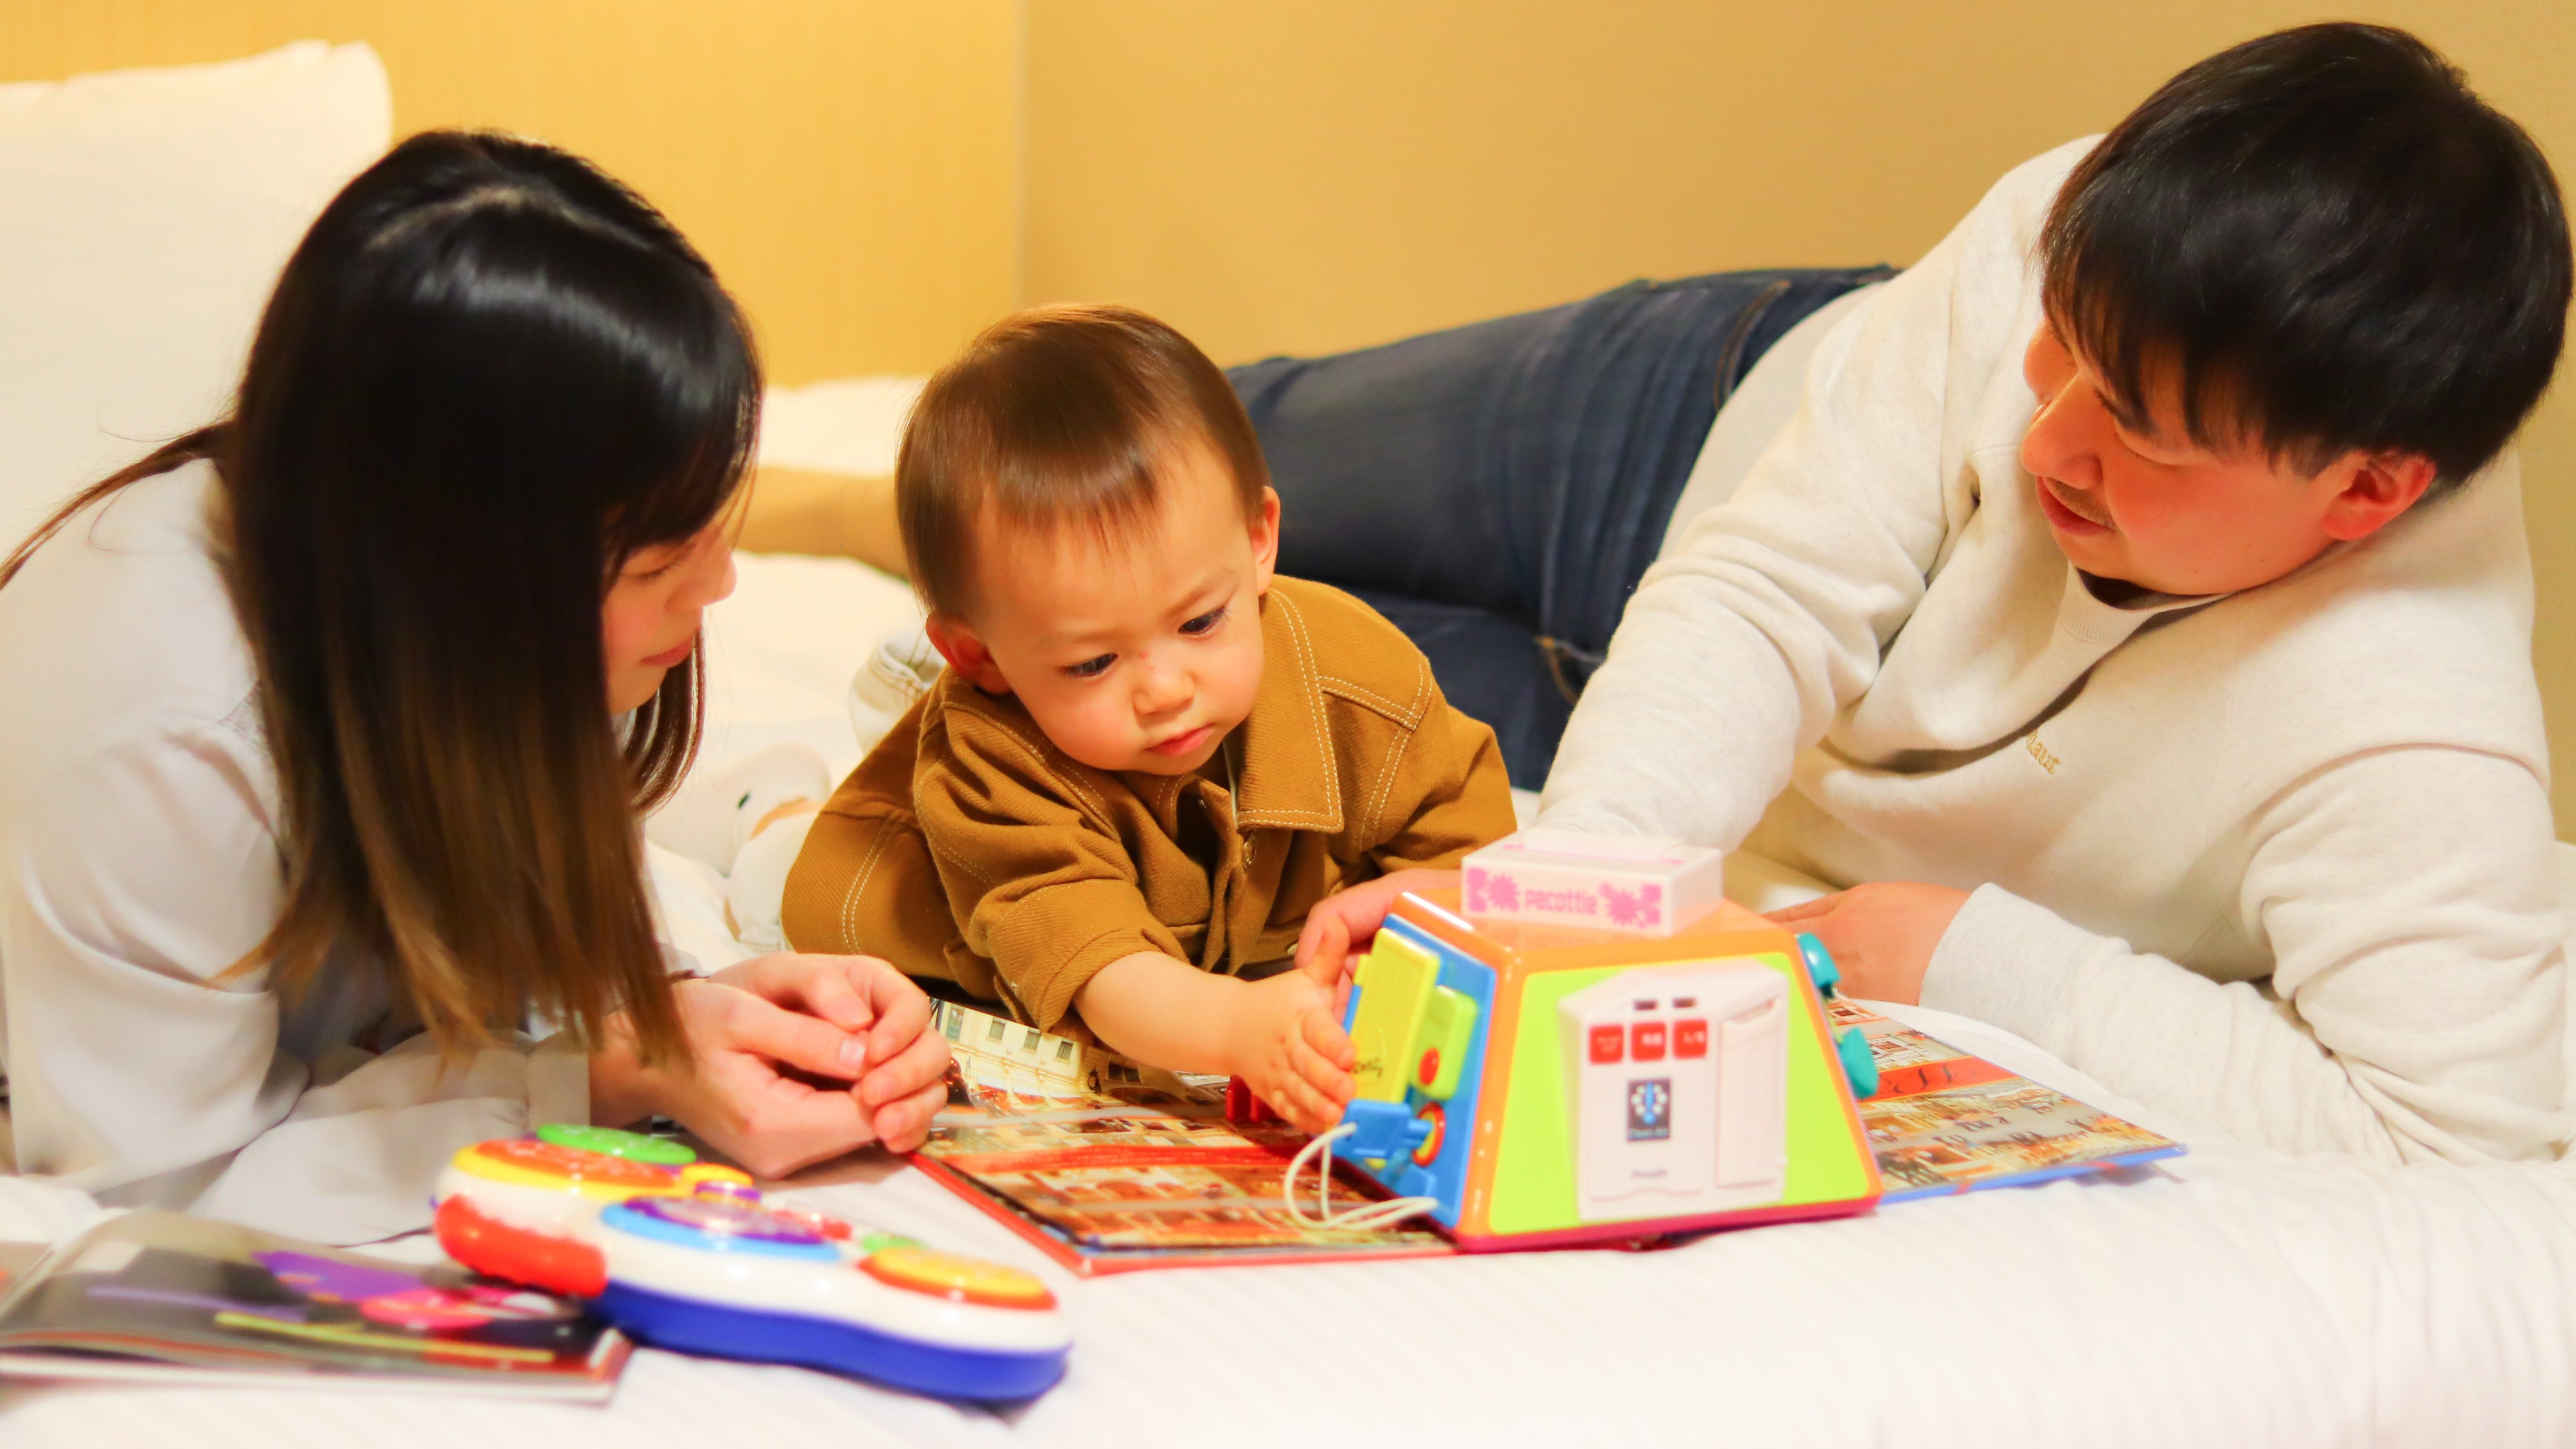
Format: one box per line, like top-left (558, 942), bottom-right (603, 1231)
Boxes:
top-left (2321, 451), bottom-right (2438, 543)
top-left (1249, 486), bottom-right (1282, 596)
top-left (924, 612), bottom-right (1012, 694)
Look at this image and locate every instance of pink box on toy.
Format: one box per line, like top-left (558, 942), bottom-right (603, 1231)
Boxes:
top-left (1459, 829), bottom-right (1727, 936)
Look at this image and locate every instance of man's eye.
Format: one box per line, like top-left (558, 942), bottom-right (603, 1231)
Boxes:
top-left (1064, 654), bottom-right (1115, 679)
top-left (1180, 606), bottom-right (1227, 637)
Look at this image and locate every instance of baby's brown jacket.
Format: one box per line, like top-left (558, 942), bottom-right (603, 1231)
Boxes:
top-left (780, 576), bottom-right (1518, 1031)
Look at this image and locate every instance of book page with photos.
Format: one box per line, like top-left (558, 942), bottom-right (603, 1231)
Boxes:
top-left (914, 1000), bottom-right (1452, 1273)
top-left (1827, 998), bottom-right (2183, 1199)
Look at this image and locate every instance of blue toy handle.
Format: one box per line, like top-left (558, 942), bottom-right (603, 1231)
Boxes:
top-left (1834, 1026), bottom-right (1880, 1100)
top-left (1796, 934), bottom-right (1878, 1099)
top-left (1795, 932), bottom-right (1840, 997)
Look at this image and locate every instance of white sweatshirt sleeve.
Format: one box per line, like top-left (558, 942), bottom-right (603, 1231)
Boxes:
top-left (1537, 162), bottom-right (2004, 848)
top-left (1, 721), bottom-right (589, 1244)
top-left (1924, 745), bottom-right (2570, 1164)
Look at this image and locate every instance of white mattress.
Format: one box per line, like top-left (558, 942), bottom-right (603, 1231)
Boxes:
top-left (6, 380), bottom-right (2573, 1445)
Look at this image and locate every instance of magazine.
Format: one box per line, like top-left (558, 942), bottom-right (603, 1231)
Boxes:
top-left (916, 1000), bottom-right (1453, 1274)
top-left (0, 1211), bottom-right (629, 1399)
top-left (1828, 997), bottom-right (2184, 1199)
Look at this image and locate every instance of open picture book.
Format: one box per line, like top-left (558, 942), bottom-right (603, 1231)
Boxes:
top-left (917, 992), bottom-right (2182, 1271)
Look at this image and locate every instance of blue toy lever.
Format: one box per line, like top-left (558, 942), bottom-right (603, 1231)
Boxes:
top-left (1795, 933), bottom-right (1840, 997)
top-left (1795, 934), bottom-right (1880, 1100)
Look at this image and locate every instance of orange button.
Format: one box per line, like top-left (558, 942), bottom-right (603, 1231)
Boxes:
top-left (862, 1247), bottom-right (1057, 1311)
top-left (1417, 1048), bottom-right (1441, 1086)
top-left (1631, 1022), bottom-right (1667, 1061)
top-left (455, 1139), bottom-right (680, 1199)
top-left (1588, 1025), bottom-right (1625, 1064)
top-left (1674, 1020), bottom-right (1708, 1058)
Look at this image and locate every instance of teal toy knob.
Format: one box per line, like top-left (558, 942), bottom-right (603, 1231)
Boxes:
top-left (1796, 933), bottom-right (1841, 997)
top-left (1834, 1025), bottom-right (1879, 1099)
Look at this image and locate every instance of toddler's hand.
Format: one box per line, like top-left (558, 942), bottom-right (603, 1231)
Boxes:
top-left (1230, 916), bottom-right (1360, 1136)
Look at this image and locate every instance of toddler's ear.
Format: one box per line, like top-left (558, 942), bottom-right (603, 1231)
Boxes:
top-left (923, 613), bottom-right (1012, 694)
top-left (1250, 487), bottom-right (1282, 595)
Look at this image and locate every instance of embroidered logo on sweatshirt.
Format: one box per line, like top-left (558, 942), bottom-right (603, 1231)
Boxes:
top-left (2024, 733), bottom-right (2061, 775)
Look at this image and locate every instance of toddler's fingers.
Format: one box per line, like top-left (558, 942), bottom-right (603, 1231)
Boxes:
top-left (1299, 1008), bottom-right (1358, 1073)
top-left (1287, 1028), bottom-right (1355, 1108)
top-left (1271, 1073), bottom-right (1340, 1137)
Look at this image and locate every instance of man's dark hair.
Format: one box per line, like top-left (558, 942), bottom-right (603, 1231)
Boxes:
top-left (2042, 23), bottom-right (2570, 489)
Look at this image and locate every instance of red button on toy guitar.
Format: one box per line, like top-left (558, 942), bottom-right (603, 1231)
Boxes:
top-left (1632, 1022), bottom-right (1667, 1060)
top-left (1589, 1025), bottom-right (1625, 1063)
top-left (1674, 1020), bottom-right (1708, 1058)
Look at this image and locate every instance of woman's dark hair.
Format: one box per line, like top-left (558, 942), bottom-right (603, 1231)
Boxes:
top-left (2041, 22), bottom-right (2571, 489)
top-left (1, 131), bottom-right (760, 1062)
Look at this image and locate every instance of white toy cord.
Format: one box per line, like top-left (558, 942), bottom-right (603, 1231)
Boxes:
top-left (1283, 1123), bottom-right (1440, 1232)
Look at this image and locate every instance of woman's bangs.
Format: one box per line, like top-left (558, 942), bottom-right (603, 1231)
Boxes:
top-left (581, 263), bottom-right (761, 564)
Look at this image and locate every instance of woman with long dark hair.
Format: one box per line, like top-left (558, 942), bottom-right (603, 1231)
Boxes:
top-left (0, 131), bottom-right (949, 1240)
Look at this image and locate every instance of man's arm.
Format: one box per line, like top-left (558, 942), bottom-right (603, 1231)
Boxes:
top-left (1924, 745), bottom-right (2569, 1163)
top-left (1540, 146), bottom-right (2086, 849)
top-left (738, 466), bottom-right (907, 576)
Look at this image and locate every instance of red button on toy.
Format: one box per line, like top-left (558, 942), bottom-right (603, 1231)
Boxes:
top-left (1632, 1022), bottom-right (1668, 1060)
top-left (1589, 1025), bottom-right (1625, 1063)
top-left (1417, 1049), bottom-right (1441, 1086)
top-left (1674, 1020), bottom-right (1708, 1058)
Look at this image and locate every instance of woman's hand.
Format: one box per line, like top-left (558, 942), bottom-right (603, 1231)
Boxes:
top-left (1292, 868), bottom-right (1456, 977)
top-left (1764, 882), bottom-right (1970, 1005)
top-left (1227, 916), bottom-right (1360, 1136)
top-left (588, 953), bottom-right (952, 1177)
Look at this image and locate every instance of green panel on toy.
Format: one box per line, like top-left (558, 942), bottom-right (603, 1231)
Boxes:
top-left (1487, 953), bottom-right (1873, 1236)
top-left (1348, 930), bottom-right (1439, 1104)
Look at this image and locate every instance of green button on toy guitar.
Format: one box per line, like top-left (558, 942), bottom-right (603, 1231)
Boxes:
top-left (535, 1122), bottom-right (698, 1166)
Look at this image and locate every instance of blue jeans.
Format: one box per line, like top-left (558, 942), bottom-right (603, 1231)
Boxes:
top-left (1230, 266), bottom-right (1890, 788)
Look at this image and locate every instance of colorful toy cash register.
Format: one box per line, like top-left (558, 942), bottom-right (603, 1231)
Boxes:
top-left (1320, 830), bottom-right (1882, 1251)
top-left (432, 1124), bottom-right (1071, 1401)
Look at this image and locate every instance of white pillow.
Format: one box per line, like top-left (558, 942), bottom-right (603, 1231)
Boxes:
top-left (0, 41), bottom-right (390, 547)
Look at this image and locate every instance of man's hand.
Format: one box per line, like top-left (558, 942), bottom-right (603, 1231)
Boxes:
top-left (1293, 868), bottom-right (1456, 977)
top-left (588, 954), bottom-right (953, 1177)
top-left (1229, 916), bottom-right (1360, 1135)
top-left (1765, 882), bottom-right (1971, 1005)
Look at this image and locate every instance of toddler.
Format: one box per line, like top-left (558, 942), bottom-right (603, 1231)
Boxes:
top-left (771, 305), bottom-right (1516, 1131)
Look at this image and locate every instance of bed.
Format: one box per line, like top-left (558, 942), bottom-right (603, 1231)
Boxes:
top-left (5, 43), bottom-right (2575, 1449)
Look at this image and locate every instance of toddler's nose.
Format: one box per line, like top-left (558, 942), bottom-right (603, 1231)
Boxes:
top-left (1133, 659), bottom-right (1192, 714)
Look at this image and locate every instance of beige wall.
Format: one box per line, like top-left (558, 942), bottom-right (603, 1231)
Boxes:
top-left (1023, 1), bottom-right (2576, 828)
top-left (0, 0), bottom-right (1020, 385)
top-left (10, 4), bottom-right (2576, 821)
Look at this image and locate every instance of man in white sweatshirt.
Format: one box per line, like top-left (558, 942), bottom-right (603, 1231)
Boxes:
top-left (1530, 24), bottom-right (2573, 1165)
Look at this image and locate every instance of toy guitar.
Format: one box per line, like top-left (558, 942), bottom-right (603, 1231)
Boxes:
top-left (433, 1124), bottom-right (1069, 1401)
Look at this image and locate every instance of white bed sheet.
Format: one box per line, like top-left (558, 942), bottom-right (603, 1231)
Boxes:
top-left (4, 1004), bottom-right (2570, 1448)
top-left (7, 380), bottom-right (2574, 1446)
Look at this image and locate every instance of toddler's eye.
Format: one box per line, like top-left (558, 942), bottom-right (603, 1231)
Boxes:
top-left (1064, 653), bottom-right (1115, 680)
top-left (1180, 606), bottom-right (1227, 637)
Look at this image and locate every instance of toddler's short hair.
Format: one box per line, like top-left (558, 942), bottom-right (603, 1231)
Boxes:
top-left (2043, 22), bottom-right (2570, 490)
top-left (896, 303), bottom-right (1271, 617)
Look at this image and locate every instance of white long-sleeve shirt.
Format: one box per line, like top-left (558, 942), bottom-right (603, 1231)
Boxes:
top-left (0, 461), bottom-right (590, 1243)
top-left (1540, 138), bottom-right (2570, 1166)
